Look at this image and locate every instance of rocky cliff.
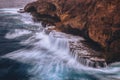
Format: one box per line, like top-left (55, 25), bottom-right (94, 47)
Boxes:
top-left (24, 0), bottom-right (120, 64)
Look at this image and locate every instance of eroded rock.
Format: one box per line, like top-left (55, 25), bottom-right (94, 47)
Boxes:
top-left (24, 0), bottom-right (120, 64)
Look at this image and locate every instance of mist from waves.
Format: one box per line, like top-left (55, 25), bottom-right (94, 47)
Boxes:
top-left (0, 8), bottom-right (120, 80)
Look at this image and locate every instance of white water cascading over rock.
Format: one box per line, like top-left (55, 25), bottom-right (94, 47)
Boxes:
top-left (69, 41), bottom-right (107, 68)
top-left (47, 30), bottom-right (107, 68)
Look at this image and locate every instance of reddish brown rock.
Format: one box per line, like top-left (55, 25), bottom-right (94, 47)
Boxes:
top-left (24, 0), bottom-right (120, 63)
top-left (106, 39), bottom-right (120, 63)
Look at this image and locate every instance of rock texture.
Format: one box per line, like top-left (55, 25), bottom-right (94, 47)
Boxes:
top-left (24, 0), bottom-right (120, 64)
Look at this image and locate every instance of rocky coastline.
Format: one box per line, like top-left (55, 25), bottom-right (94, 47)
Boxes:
top-left (23, 0), bottom-right (120, 64)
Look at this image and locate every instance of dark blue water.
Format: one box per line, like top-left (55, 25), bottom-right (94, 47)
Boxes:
top-left (0, 8), bottom-right (120, 80)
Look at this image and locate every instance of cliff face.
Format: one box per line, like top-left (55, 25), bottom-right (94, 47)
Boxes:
top-left (24, 0), bottom-right (120, 63)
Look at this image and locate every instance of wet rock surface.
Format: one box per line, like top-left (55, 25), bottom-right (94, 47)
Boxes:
top-left (24, 0), bottom-right (120, 64)
top-left (46, 30), bottom-right (107, 68)
top-left (69, 41), bottom-right (107, 68)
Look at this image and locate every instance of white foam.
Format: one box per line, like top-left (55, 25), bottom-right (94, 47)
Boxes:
top-left (5, 29), bottom-right (32, 39)
top-left (0, 8), bottom-right (20, 14)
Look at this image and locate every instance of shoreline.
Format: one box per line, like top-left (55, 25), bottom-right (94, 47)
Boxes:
top-left (23, 0), bottom-right (120, 64)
